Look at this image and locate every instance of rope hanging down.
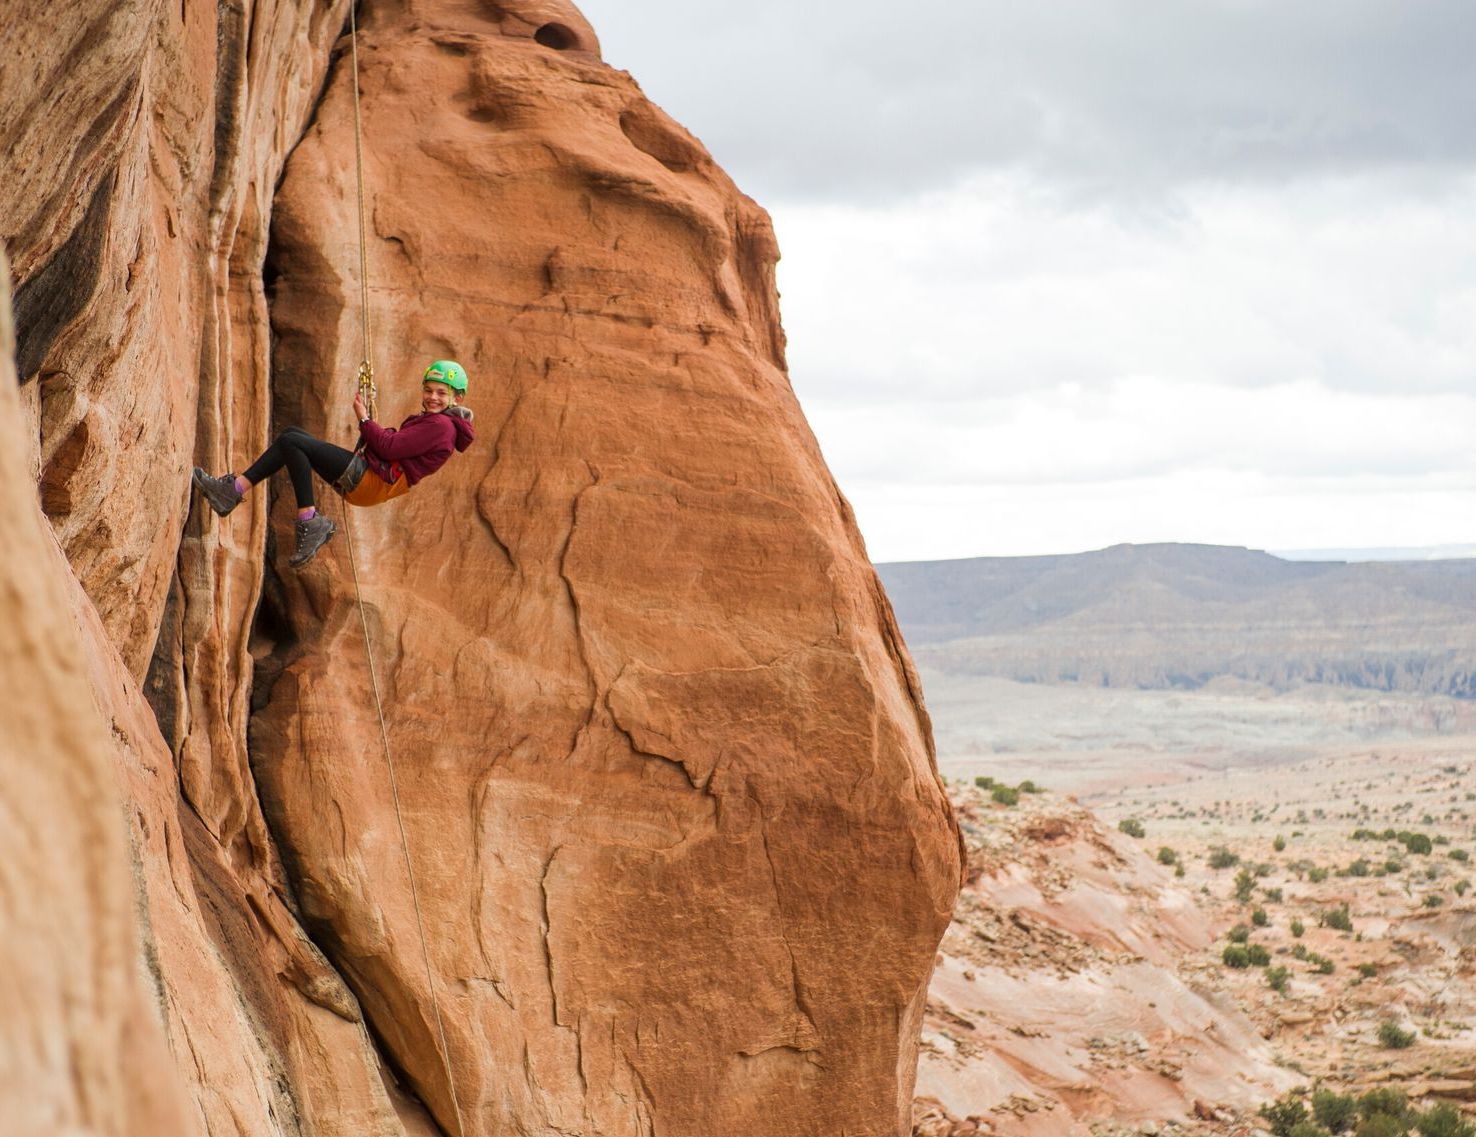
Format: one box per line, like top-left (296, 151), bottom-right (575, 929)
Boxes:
top-left (348, 3), bottom-right (377, 421)
top-left (342, 10), bottom-right (467, 1136)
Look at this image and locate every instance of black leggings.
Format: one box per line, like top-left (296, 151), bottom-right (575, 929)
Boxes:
top-left (243, 427), bottom-right (355, 509)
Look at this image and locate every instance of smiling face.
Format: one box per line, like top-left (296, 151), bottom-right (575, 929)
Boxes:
top-left (421, 380), bottom-right (455, 413)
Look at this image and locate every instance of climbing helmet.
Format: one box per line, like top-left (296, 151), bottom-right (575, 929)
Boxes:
top-left (423, 359), bottom-right (468, 393)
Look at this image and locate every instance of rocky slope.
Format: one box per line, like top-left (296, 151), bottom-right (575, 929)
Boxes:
top-left (2, 3), bottom-right (960, 1135)
top-left (914, 786), bottom-right (1294, 1137)
top-left (878, 544), bottom-right (1476, 698)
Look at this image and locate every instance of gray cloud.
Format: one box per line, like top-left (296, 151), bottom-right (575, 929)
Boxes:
top-left (573, 1), bottom-right (1476, 560)
top-left (579, 0), bottom-right (1476, 204)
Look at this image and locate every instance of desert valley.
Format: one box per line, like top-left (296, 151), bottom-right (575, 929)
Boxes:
top-left (884, 545), bottom-right (1476, 1136)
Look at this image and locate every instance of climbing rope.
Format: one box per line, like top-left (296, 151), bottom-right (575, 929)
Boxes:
top-left (348, 2), bottom-right (377, 421)
top-left (341, 9), bottom-right (467, 1136)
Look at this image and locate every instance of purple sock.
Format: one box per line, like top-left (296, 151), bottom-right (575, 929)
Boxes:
top-left (297, 506), bottom-right (317, 521)
top-left (233, 475), bottom-right (248, 496)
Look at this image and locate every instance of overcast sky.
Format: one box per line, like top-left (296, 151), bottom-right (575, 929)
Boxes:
top-left (577, 0), bottom-right (1476, 562)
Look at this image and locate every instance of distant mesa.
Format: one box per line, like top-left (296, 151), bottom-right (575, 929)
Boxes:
top-left (877, 542), bottom-right (1476, 698)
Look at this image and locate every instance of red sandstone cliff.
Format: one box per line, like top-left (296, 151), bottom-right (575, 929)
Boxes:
top-left (1, 2), bottom-right (961, 1135)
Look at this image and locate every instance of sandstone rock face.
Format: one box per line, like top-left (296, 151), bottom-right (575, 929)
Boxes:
top-left (251, 2), bottom-right (960, 1133)
top-left (5, 5), bottom-right (445, 1133)
top-left (3, 0), bottom-right (960, 1133)
top-left (1, 0), bottom-right (347, 680)
top-left (0, 252), bottom-right (190, 1137)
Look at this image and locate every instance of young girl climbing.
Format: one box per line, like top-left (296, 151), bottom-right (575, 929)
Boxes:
top-left (192, 360), bottom-right (476, 566)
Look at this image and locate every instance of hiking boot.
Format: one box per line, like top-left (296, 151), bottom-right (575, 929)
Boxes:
top-left (193, 468), bottom-right (243, 517)
top-left (288, 513), bottom-right (336, 568)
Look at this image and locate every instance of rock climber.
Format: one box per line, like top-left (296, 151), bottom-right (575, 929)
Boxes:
top-left (191, 360), bottom-right (476, 566)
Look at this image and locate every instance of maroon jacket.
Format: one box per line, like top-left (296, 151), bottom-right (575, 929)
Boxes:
top-left (358, 409), bottom-right (475, 485)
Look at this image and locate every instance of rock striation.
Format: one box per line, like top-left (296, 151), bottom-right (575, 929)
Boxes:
top-left (2, 1), bottom-right (960, 1135)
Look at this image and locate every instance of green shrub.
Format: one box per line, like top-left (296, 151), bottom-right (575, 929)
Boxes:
top-left (1290, 1122), bottom-right (1333, 1137)
top-left (1235, 868), bottom-right (1257, 901)
top-left (1209, 846), bottom-right (1241, 869)
top-left (1358, 1088), bottom-right (1408, 1122)
top-left (1403, 833), bottom-right (1434, 855)
top-left (1386, 859), bottom-right (1404, 874)
top-left (1222, 944), bottom-right (1252, 969)
top-left (1174, 861), bottom-right (1186, 877)
top-left (1252, 906), bottom-right (1270, 926)
top-left (1425, 894), bottom-right (1444, 908)
top-left (1118, 818), bottom-right (1146, 838)
top-left (973, 775), bottom-right (995, 789)
top-left (1357, 962), bottom-right (1378, 979)
top-left (1313, 1089), bottom-right (1359, 1134)
top-left (1264, 887), bottom-right (1284, 902)
top-left (1414, 1102), bottom-right (1476, 1137)
top-left (1292, 943), bottom-right (1309, 960)
top-left (991, 785), bottom-right (1020, 807)
top-left (1018, 779), bottom-right (1044, 794)
top-left (1450, 849), bottom-right (1470, 863)
top-left (1377, 1021), bottom-right (1416, 1049)
top-left (1291, 918), bottom-right (1306, 938)
top-left (1309, 866), bottom-right (1330, 883)
top-left (1266, 965), bottom-right (1291, 993)
top-left (1262, 1097), bottom-right (1311, 1137)
top-left (1323, 905), bottom-right (1353, 932)
top-left (1346, 858), bottom-right (1372, 878)
top-left (1274, 833), bottom-right (1288, 852)
top-left (1228, 924), bottom-right (1251, 944)
top-left (1301, 951), bottom-right (1335, 974)
top-left (1247, 943), bottom-right (1272, 966)
top-left (1456, 879), bottom-right (1471, 897)
top-left (1158, 846), bottom-right (1178, 865)
top-left (1357, 1115), bottom-right (1408, 1137)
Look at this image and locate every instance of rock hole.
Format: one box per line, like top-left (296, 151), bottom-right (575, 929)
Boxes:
top-left (432, 35), bottom-right (475, 57)
top-left (40, 413), bottom-right (90, 519)
top-left (534, 22), bottom-right (578, 50)
top-left (261, 245), bottom-right (282, 297)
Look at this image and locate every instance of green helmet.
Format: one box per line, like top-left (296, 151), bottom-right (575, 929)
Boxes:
top-left (423, 359), bottom-right (468, 393)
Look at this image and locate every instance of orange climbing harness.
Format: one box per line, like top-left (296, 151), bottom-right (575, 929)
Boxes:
top-left (334, 452), bottom-right (411, 507)
top-left (342, 466), bottom-right (411, 507)
top-left (340, 10), bottom-right (467, 1137)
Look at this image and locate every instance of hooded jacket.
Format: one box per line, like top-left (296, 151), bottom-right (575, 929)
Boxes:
top-left (358, 407), bottom-right (475, 486)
